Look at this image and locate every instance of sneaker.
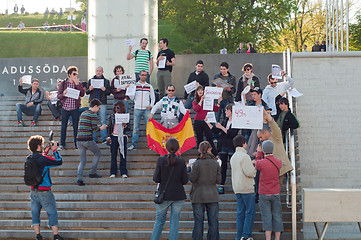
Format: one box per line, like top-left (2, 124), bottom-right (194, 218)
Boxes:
top-left (218, 186), bottom-right (224, 194)
top-left (89, 173), bottom-right (102, 178)
top-left (247, 238), bottom-right (254, 240)
top-left (17, 121), bottom-right (24, 127)
top-left (76, 180), bottom-right (85, 186)
top-left (36, 234), bottom-right (43, 240)
top-left (57, 145), bottom-right (64, 151)
top-left (128, 145), bottom-right (135, 150)
top-left (102, 140), bottom-right (111, 146)
top-left (109, 174), bottom-right (116, 178)
top-left (122, 174), bottom-right (128, 178)
top-left (30, 121), bottom-right (37, 126)
top-left (53, 234), bottom-right (64, 240)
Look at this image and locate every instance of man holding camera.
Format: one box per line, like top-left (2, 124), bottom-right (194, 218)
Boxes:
top-left (26, 135), bottom-right (63, 240)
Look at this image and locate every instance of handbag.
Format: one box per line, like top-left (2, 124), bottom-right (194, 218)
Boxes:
top-left (154, 165), bottom-right (175, 204)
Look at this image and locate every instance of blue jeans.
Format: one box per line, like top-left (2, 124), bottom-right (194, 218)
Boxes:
top-left (16, 103), bottom-right (42, 122)
top-left (68, 106), bottom-right (88, 123)
top-left (151, 200), bottom-right (184, 240)
top-left (184, 95), bottom-right (194, 109)
top-left (60, 108), bottom-right (79, 147)
top-left (192, 202), bottom-right (219, 240)
top-left (236, 193), bottom-right (256, 239)
top-left (135, 72), bottom-right (150, 83)
top-left (93, 104), bottom-right (107, 142)
top-left (132, 108), bottom-right (150, 147)
top-left (259, 194), bottom-right (284, 232)
top-left (30, 190), bottom-right (58, 226)
top-left (215, 99), bottom-right (230, 122)
top-left (110, 135), bottom-right (128, 175)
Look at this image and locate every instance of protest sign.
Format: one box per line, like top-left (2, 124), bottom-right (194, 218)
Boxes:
top-left (126, 85), bottom-right (136, 96)
top-left (115, 113), bottom-right (130, 124)
top-left (64, 88), bottom-right (80, 99)
top-left (91, 79), bottom-right (104, 89)
top-left (232, 105), bottom-right (263, 129)
top-left (287, 88), bottom-right (303, 98)
top-left (204, 87), bottom-right (223, 100)
top-left (272, 64), bottom-right (283, 79)
top-left (203, 97), bottom-right (214, 111)
top-left (184, 81), bottom-right (197, 94)
top-left (206, 112), bottom-right (216, 123)
top-left (125, 39), bottom-right (137, 47)
top-left (22, 75), bottom-right (32, 85)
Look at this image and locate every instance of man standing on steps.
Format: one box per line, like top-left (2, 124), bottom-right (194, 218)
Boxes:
top-left (156, 38), bottom-right (175, 98)
top-left (57, 66), bottom-right (85, 150)
top-left (16, 77), bottom-right (44, 127)
top-left (86, 66), bottom-right (111, 144)
top-left (128, 70), bottom-right (155, 150)
top-left (76, 99), bottom-right (107, 186)
top-left (126, 38), bottom-right (154, 83)
top-left (26, 135), bottom-right (64, 240)
top-left (149, 84), bottom-right (187, 129)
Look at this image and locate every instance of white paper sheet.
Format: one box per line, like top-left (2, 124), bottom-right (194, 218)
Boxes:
top-left (50, 91), bottom-right (58, 104)
top-left (158, 56), bottom-right (166, 68)
top-left (115, 113), bottom-right (130, 124)
top-left (184, 80), bottom-right (198, 94)
top-left (125, 38), bottom-right (137, 47)
top-left (64, 88), bottom-right (80, 99)
top-left (125, 85), bottom-right (136, 96)
top-left (204, 87), bottom-right (223, 100)
top-left (22, 75), bottom-right (32, 85)
top-left (232, 105), bottom-right (263, 130)
top-left (272, 64), bottom-right (283, 79)
top-left (91, 79), bottom-right (104, 89)
top-left (203, 97), bottom-right (214, 111)
top-left (206, 112), bottom-right (216, 123)
top-left (287, 88), bottom-right (303, 98)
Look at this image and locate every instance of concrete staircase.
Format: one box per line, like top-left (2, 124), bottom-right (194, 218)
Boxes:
top-left (0, 96), bottom-right (303, 240)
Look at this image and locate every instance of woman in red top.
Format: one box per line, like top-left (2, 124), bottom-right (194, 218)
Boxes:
top-left (192, 86), bottom-right (221, 156)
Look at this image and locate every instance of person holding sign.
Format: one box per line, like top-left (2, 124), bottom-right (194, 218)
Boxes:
top-left (111, 65), bottom-right (130, 113)
top-left (212, 62), bottom-right (236, 122)
top-left (183, 60), bottom-right (209, 109)
top-left (156, 38), bottom-right (175, 98)
top-left (128, 70), bottom-right (155, 150)
top-left (149, 85), bottom-right (187, 129)
top-left (192, 86), bottom-right (220, 156)
top-left (57, 66), bottom-right (85, 150)
top-left (86, 66), bottom-right (111, 144)
top-left (126, 38), bottom-right (154, 83)
top-left (16, 77), bottom-right (44, 127)
top-left (106, 101), bottom-right (128, 178)
top-left (46, 79), bottom-right (63, 121)
top-left (235, 63), bottom-right (260, 105)
top-left (208, 104), bottom-right (239, 194)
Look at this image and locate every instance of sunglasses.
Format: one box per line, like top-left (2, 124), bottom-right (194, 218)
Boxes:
top-left (72, 73), bottom-right (78, 76)
top-left (270, 81), bottom-right (277, 85)
top-left (245, 68), bottom-right (251, 71)
top-left (167, 89), bottom-right (175, 92)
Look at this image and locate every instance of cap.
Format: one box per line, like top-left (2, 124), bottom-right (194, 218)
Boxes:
top-left (262, 140), bottom-right (274, 154)
top-left (250, 87), bottom-right (262, 95)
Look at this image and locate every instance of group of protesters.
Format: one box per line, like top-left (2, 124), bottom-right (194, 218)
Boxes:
top-left (21, 37), bottom-right (300, 240)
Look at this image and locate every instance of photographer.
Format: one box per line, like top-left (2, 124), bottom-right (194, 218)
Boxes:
top-left (26, 135), bottom-right (63, 240)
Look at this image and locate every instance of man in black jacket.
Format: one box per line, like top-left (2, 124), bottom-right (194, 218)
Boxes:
top-left (16, 78), bottom-right (44, 126)
top-left (86, 66), bottom-right (111, 144)
top-left (275, 97), bottom-right (299, 142)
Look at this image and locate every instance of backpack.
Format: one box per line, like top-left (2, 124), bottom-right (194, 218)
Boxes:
top-left (134, 49), bottom-right (151, 60)
top-left (24, 154), bottom-right (45, 186)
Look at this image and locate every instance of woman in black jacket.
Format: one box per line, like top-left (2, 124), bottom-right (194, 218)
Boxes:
top-left (208, 104), bottom-right (239, 194)
top-left (151, 138), bottom-right (189, 240)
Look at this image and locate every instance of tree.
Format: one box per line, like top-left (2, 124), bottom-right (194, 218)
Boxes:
top-left (75, 0), bottom-right (87, 11)
top-left (350, 14), bottom-right (361, 51)
top-left (160, 0), bottom-right (295, 53)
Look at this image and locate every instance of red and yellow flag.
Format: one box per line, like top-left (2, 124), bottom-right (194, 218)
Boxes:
top-left (146, 111), bottom-right (196, 156)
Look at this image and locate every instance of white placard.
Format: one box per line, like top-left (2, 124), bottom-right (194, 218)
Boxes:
top-left (125, 38), bottom-right (137, 47)
top-left (272, 64), bottom-right (283, 79)
top-left (120, 74), bottom-right (136, 86)
top-left (115, 113), bottom-right (130, 124)
top-left (158, 56), bottom-right (166, 68)
top-left (287, 88), bottom-right (303, 98)
top-left (125, 85), bottom-right (136, 96)
top-left (204, 87), bottom-right (223, 100)
top-left (22, 75), bottom-right (32, 85)
top-left (91, 79), bottom-right (104, 89)
top-left (64, 88), bottom-right (80, 99)
top-left (206, 112), bottom-right (216, 123)
top-left (50, 91), bottom-right (58, 104)
top-left (184, 80), bottom-right (197, 94)
top-left (72, 15), bottom-right (76, 20)
top-left (67, 15), bottom-right (71, 20)
top-left (232, 105), bottom-right (263, 130)
top-left (203, 97), bottom-right (214, 111)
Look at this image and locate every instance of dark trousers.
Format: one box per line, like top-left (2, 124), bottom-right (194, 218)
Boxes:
top-left (192, 202), bottom-right (219, 240)
top-left (219, 147), bottom-right (234, 185)
top-left (47, 101), bottom-right (61, 120)
top-left (60, 108), bottom-right (79, 147)
top-left (110, 135), bottom-right (128, 175)
top-left (194, 120), bottom-right (217, 156)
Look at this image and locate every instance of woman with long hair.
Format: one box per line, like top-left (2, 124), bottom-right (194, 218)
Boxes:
top-left (192, 85), bottom-right (221, 156)
top-left (106, 101), bottom-right (128, 178)
top-left (151, 138), bottom-right (188, 240)
top-left (189, 141), bottom-right (221, 240)
top-left (110, 65), bottom-right (129, 112)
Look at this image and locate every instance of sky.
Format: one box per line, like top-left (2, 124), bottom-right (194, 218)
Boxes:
top-left (0, 0), bottom-right (82, 14)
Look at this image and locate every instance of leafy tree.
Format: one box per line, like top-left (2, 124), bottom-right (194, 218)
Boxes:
top-left (159, 0), bottom-right (295, 53)
top-left (350, 14), bottom-right (361, 51)
top-left (75, 0), bottom-right (87, 11)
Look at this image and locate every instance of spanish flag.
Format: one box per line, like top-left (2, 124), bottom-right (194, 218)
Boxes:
top-left (146, 111), bottom-right (196, 156)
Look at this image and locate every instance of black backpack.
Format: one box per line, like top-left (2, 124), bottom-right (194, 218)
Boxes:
top-left (24, 154), bottom-right (45, 186)
top-left (134, 49), bottom-right (151, 60)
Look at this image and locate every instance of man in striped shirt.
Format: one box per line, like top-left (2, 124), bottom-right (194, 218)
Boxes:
top-left (76, 99), bottom-right (107, 186)
top-left (127, 38), bottom-right (154, 83)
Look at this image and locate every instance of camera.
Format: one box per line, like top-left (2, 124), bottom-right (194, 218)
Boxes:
top-left (48, 130), bottom-right (59, 147)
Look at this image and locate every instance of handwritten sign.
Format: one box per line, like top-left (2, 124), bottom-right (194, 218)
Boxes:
top-left (203, 97), bottom-right (214, 111)
top-left (287, 88), bottom-right (303, 98)
top-left (232, 105), bottom-right (263, 130)
top-left (158, 56), bottom-right (166, 68)
top-left (206, 112), bottom-right (216, 123)
top-left (115, 113), bottom-right (130, 124)
top-left (114, 74), bottom-right (136, 89)
top-left (64, 88), bottom-right (80, 100)
top-left (184, 80), bottom-right (197, 94)
top-left (126, 85), bottom-right (136, 96)
top-left (272, 64), bottom-right (282, 79)
top-left (125, 38), bottom-right (137, 47)
top-left (204, 87), bottom-right (223, 100)
top-left (91, 79), bottom-right (104, 89)
top-left (22, 75), bottom-right (32, 85)
top-left (50, 91), bottom-right (58, 104)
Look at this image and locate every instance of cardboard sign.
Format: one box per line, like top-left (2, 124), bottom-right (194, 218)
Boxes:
top-left (232, 105), bottom-right (263, 129)
top-left (204, 87), bottom-right (223, 100)
top-left (115, 113), bottom-right (130, 124)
